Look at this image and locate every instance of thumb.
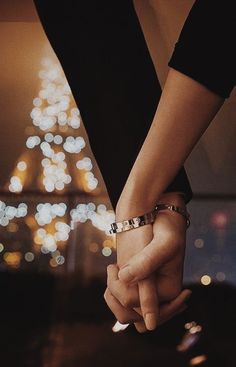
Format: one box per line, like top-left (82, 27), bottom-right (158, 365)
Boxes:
top-left (118, 236), bottom-right (175, 283)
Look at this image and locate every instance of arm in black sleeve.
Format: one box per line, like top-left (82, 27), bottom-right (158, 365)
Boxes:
top-left (169, 0), bottom-right (236, 99)
top-left (33, 0), bottom-right (193, 208)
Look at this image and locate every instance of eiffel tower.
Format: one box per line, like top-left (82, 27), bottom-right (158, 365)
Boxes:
top-left (0, 58), bottom-right (115, 277)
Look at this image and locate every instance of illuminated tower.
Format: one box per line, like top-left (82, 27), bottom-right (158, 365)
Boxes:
top-left (0, 58), bottom-right (115, 274)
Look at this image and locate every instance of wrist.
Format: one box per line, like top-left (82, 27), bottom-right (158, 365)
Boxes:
top-left (116, 191), bottom-right (186, 221)
top-left (157, 192), bottom-right (186, 208)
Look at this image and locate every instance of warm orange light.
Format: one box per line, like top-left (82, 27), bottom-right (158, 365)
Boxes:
top-left (189, 355), bottom-right (207, 366)
top-left (3, 251), bottom-right (22, 268)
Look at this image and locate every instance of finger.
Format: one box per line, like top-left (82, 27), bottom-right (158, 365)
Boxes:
top-left (132, 307), bottom-right (148, 333)
top-left (107, 264), bottom-right (139, 308)
top-left (158, 289), bottom-right (191, 325)
top-left (138, 277), bottom-right (159, 330)
top-left (118, 236), bottom-right (174, 284)
top-left (104, 288), bottom-right (142, 325)
top-left (132, 289), bottom-right (191, 333)
top-left (134, 320), bottom-right (148, 333)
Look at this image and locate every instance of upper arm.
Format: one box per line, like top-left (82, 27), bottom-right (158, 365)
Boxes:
top-left (168, 0), bottom-right (236, 99)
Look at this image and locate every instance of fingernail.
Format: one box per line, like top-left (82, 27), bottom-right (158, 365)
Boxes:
top-left (118, 266), bottom-right (134, 283)
top-left (145, 313), bottom-right (157, 331)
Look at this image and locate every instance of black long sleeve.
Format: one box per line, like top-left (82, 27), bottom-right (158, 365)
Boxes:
top-left (33, 0), bottom-right (193, 208)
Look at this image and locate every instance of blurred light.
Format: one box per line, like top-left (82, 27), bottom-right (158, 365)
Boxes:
top-left (25, 252), bottom-right (35, 262)
top-left (112, 321), bottom-right (129, 333)
top-left (0, 202), bottom-right (28, 226)
top-left (63, 136), bottom-right (85, 153)
top-left (7, 223), bottom-right (19, 233)
top-left (89, 242), bottom-right (99, 253)
top-left (54, 135), bottom-right (63, 144)
top-left (177, 322), bottom-right (202, 353)
top-left (216, 271), bottom-right (226, 282)
top-left (70, 203), bottom-right (115, 234)
top-left (17, 161), bottom-right (27, 171)
top-left (3, 252), bottom-right (21, 268)
top-left (35, 203), bottom-right (67, 225)
top-left (45, 133), bottom-right (54, 143)
top-left (50, 258), bottom-right (58, 268)
top-left (55, 255), bottom-right (65, 265)
top-left (200, 275), bottom-right (211, 286)
top-left (102, 247), bottom-right (112, 257)
top-left (0, 243), bottom-right (4, 252)
top-left (33, 97), bottom-right (42, 107)
top-left (9, 176), bottom-right (23, 193)
top-left (103, 239), bottom-right (114, 248)
top-left (189, 325), bottom-right (202, 334)
top-left (76, 157), bottom-right (93, 171)
top-left (26, 136), bottom-right (41, 149)
top-left (211, 211), bottom-right (229, 229)
top-left (189, 355), bottom-right (207, 366)
top-left (194, 238), bottom-right (204, 248)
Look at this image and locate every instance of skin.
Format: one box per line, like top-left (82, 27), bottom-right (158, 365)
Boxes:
top-left (104, 68), bottom-right (225, 331)
top-left (105, 191), bottom-right (191, 332)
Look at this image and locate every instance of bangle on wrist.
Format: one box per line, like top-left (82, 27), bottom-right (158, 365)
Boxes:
top-left (109, 203), bottom-right (190, 234)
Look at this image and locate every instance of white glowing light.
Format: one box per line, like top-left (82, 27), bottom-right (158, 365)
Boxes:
top-left (68, 116), bottom-right (80, 129)
top-left (102, 247), bottom-right (112, 257)
top-left (84, 172), bottom-right (98, 190)
top-left (63, 136), bottom-right (86, 153)
top-left (33, 97), bottom-right (42, 107)
top-left (112, 321), bottom-right (129, 333)
top-left (70, 202), bottom-right (115, 234)
top-left (17, 161), bottom-right (27, 171)
top-left (35, 203), bottom-right (67, 225)
top-left (54, 135), bottom-right (63, 145)
top-left (71, 107), bottom-right (80, 116)
top-left (9, 176), bottom-right (23, 193)
top-left (37, 228), bottom-right (46, 238)
top-left (25, 252), bottom-right (35, 262)
top-left (41, 152), bottom-right (70, 192)
top-left (43, 234), bottom-right (57, 252)
top-left (45, 133), bottom-right (54, 143)
top-left (76, 157), bottom-right (93, 171)
top-left (26, 136), bottom-right (41, 149)
top-left (0, 201), bottom-right (28, 226)
top-left (55, 255), bottom-right (65, 265)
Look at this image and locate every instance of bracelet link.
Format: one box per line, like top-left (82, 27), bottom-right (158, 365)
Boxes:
top-left (109, 203), bottom-right (190, 234)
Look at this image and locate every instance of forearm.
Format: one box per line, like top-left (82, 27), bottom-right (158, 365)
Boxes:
top-left (116, 68), bottom-right (224, 217)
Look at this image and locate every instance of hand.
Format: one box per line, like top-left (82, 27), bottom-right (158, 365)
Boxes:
top-left (104, 192), bottom-right (191, 332)
top-left (104, 264), bottom-right (191, 331)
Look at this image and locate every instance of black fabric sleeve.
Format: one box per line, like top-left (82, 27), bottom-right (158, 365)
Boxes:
top-left (168, 0), bottom-right (236, 99)
top-left (33, 0), bottom-right (193, 207)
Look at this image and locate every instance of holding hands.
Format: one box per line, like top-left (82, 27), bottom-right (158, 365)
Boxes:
top-left (104, 192), bottom-right (191, 332)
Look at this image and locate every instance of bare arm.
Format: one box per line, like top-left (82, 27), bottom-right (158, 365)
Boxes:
top-left (116, 67), bottom-right (224, 217)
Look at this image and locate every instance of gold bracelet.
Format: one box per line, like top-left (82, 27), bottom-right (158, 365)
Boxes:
top-left (109, 203), bottom-right (190, 234)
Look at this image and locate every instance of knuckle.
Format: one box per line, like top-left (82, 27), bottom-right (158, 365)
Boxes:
top-left (107, 264), bottom-right (114, 272)
top-left (103, 288), bottom-right (110, 302)
top-left (121, 296), bottom-right (134, 308)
